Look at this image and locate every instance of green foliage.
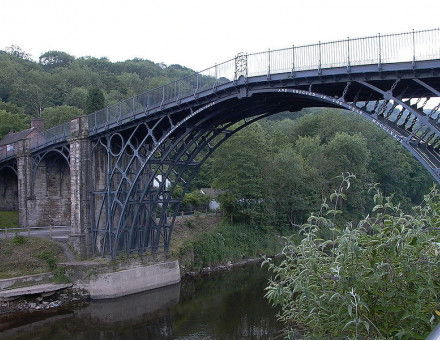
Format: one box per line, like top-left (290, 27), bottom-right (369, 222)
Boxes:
top-left (86, 87), bottom-right (105, 113)
top-left (12, 234), bottom-right (26, 245)
top-left (39, 50), bottom-right (75, 69)
top-left (65, 87), bottom-right (88, 110)
top-left (182, 189), bottom-right (209, 210)
top-left (184, 219), bottom-right (196, 229)
top-left (0, 211), bottom-right (19, 227)
top-left (178, 223), bottom-right (283, 270)
top-left (0, 109), bottom-right (29, 138)
top-left (205, 111), bottom-right (433, 226)
top-left (265, 178), bottom-right (440, 339)
top-left (37, 250), bottom-right (57, 270)
top-left (0, 100), bottom-right (24, 115)
top-left (0, 237), bottom-right (66, 279)
top-left (53, 267), bottom-right (70, 283)
top-left (41, 105), bottom-right (84, 128)
top-left (0, 49), bottom-right (197, 120)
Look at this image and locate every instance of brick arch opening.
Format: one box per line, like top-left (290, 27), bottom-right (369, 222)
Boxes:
top-left (0, 166), bottom-right (18, 212)
top-left (29, 151), bottom-right (71, 227)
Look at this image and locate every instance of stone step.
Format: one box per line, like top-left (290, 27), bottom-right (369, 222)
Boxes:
top-left (0, 283), bottom-right (72, 301)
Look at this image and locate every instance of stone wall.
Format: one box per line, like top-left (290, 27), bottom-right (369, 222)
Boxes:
top-left (27, 154), bottom-right (71, 226)
top-left (0, 168), bottom-right (18, 211)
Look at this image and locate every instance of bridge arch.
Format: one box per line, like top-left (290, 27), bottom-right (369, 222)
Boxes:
top-left (29, 146), bottom-right (71, 227)
top-left (0, 162), bottom-right (18, 212)
top-left (92, 84), bottom-right (439, 256)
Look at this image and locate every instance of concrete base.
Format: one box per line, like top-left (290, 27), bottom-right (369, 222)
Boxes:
top-left (0, 283), bottom-right (72, 301)
top-left (78, 260), bottom-right (181, 299)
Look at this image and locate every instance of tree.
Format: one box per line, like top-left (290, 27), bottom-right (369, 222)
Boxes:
top-left (86, 87), bottom-right (105, 113)
top-left (0, 100), bottom-right (24, 115)
top-left (65, 87), bottom-right (88, 110)
top-left (39, 50), bottom-right (75, 68)
top-left (41, 105), bottom-right (84, 128)
top-left (5, 45), bottom-right (31, 60)
top-left (0, 109), bottom-right (29, 139)
top-left (10, 82), bottom-right (46, 116)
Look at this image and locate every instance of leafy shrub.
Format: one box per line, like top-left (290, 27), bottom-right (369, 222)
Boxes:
top-left (37, 251), bottom-right (57, 270)
top-left (189, 224), bottom-right (282, 269)
top-left (184, 219), bottom-right (195, 229)
top-left (12, 234), bottom-right (26, 245)
top-left (265, 175), bottom-right (440, 339)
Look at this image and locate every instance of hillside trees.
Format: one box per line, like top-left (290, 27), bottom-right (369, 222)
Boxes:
top-left (204, 111), bottom-right (433, 226)
top-left (0, 109), bottom-right (29, 138)
top-left (41, 106), bottom-right (84, 128)
top-left (86, 88), bottom-right (105, 113)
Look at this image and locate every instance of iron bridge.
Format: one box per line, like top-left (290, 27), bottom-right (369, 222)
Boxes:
top-left (1, 28), bottom-right (440, 256)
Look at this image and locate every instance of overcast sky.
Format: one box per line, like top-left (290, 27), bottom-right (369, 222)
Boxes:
top-left (1, 0), bottom-right (439, 71)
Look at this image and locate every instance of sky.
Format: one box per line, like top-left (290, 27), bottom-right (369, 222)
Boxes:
top-left (1, 0), bottom-right (439, 71)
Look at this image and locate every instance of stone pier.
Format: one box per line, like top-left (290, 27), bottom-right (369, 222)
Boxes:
top-left (68, 116), bottom-right (92, 257)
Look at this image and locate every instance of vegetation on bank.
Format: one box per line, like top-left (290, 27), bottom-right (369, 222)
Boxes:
top-left (172, 215), bottom-right (288, 272)
top-left (197, 111), bottom-right (433, 228)
top-left (0, 211), bottom-right (19, 228)
top-left (265, 175), bottom-right (440, 339)
top-left (0, 236), bottom-right (66, 279)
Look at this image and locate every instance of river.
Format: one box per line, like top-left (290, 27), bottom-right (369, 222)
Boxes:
top-left (0, 263), bottom-right (285, 340)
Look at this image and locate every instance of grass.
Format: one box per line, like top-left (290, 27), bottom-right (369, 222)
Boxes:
top-left (172, 215), bottom-right (288, 271)
top-left (0, 236), bottom-right (67, 279)
top-left (0, 211), bottom-right (19, 228)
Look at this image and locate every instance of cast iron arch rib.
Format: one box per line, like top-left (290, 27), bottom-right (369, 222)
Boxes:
top-left (93, 84), bottom-right (440, 256)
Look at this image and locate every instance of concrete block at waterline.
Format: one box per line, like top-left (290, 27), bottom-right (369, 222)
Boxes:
top-left (79, 260), bottom-right (181, 299)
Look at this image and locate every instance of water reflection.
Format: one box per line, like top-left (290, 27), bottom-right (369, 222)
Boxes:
top-left (0, 263), bottom-right (283, 340)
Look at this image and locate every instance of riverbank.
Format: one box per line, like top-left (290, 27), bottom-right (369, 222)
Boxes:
top-left (0, 236), bottom-right (67, 279)
top-left (172, 215), bottom-right (288, 273)
top-left (0, 215), bottom-right (291, 316)
top-left (0, 261), bottom-right (284, 340)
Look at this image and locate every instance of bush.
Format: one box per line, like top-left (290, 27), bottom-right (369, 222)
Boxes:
top-left (37, 251), bottom-right (57, 270)
top-left (265, 176), bottom-right (440, 339)
top-left (185, 224), bottom-right (282, 269)
top-left (12, 234), bottom-right (26, 245)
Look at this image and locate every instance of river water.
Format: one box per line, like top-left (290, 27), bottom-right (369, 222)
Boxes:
top-left (0, 263), bottom-right (285, 340)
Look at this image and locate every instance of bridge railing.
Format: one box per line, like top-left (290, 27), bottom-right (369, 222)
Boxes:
top-left (86, 28), bottom-right (440, 133)
top-left (29, 122), bottom-right (71, 151)
top-left (0, 145), bottom-right (16, 162)
top-left (87, 57), bottom-right (237, 132)
top-left (24, 28), bottom-right (440, 148)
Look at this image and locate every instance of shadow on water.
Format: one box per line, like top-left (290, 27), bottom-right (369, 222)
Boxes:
top-left (0, 263), bottom-right (284, 340)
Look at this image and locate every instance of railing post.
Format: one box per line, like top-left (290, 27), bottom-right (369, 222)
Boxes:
top-left (105, 108), bottom-right (109, 128)
top-left (291, 44), bottom-right (295, 78)
top-left (378, 33), bottom-right (382, 71)
top-left (195, 73), bottom-right (199, 95)
top-left (412, 28), bottom-right (416, 68)
top-left (318, 41), bottom-right (322, 74)
top-left (160, 86), bottom-right (165, 108)
top-left (347, 37), bottom-right (351, 72)
top-left (267, 48), bottom-right (271, 79)
top-left (212, 63), bottom-right (218, 90)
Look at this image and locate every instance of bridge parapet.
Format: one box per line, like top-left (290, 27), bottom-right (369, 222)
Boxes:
top-left (85, 28), bottom-right (440, 132)
top-left (0, 145), bottom-right (16, 162)
top-left (29, 121), bottom-right (70, 151)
